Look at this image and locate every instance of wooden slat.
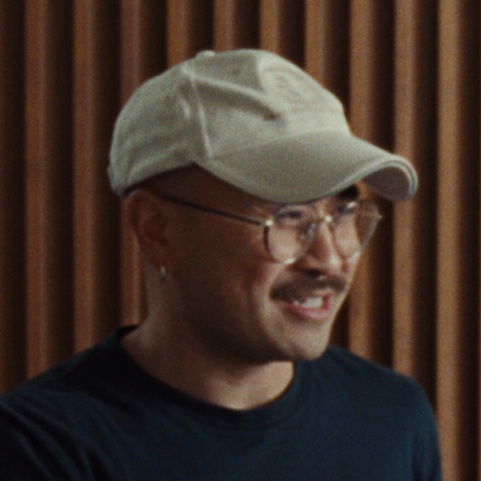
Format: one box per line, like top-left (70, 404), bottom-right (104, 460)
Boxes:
top-left (348, 0), bottom-right (395, 367)
top-left (304, 0), bottom-right (350, 106)
top-left (25, 0), bottom-right (74, 378)
top-left (72, 0), bottom-right (121, 352)
top-left (0, 2), bottom-right (25, 393)
top-left (120, 0), bottom-right (167, 101)
top-left (166, 0), bottom-right (213, 66)
top-left (259, 0), bottom-right (304, 65)
top-left (437, 0), bottom-right (480, 478)
top-left (213, 0), bottom-right (259, 51)
top-left (392, 0), bottom-right (438, 403)
top-left (119, 0), bottom-right (167, 326)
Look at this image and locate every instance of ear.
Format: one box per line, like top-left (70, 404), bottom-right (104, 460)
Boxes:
top-left (124, 189), bottom-right (169, 271)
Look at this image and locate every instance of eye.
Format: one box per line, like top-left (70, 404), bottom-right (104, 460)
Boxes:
top-left (275, 206), bottom-right (312, 227)
top-left (332, 200), bottom-right (357, 217)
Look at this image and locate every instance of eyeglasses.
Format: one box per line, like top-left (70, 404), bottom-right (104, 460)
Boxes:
top-left (152, 193), bottom-right (382, 264)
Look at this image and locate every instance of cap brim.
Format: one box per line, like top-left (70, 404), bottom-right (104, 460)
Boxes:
top-left (200, 131), bottom-right (417, 203)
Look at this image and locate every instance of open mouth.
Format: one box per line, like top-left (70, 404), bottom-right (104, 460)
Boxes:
top-left (280, 292), bottom-right (335, 323)
top-left (271, 275), bottom-right (347, 321)
top-left (292, 297), bottom-right (327, 309)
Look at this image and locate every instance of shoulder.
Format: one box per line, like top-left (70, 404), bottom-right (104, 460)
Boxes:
top-left (0, 330), bottom-right (128, 436)
top-left (297, 346), bottom-right (442, 480)
top-left (2, 334), bottom-right (109, 399)
top-left (318, 344), bottom-right (425, 392)
top-left (0, 331), bottom-right (129, 478)
top-left (309, 344), bottom-right (435, 427)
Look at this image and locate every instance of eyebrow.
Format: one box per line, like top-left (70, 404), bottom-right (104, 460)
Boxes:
top-left (255, 184), bottom-right (361, 213)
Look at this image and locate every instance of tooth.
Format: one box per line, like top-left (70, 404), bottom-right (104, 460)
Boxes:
top-left (293, 298), bottom-right (324, 308)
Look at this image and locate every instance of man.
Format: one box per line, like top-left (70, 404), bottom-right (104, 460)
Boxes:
top-left (0, 50), bottom-right (441, 479)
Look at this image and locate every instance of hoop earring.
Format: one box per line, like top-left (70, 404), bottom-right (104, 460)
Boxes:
top-left (160, 266), bottom-right (167, 282)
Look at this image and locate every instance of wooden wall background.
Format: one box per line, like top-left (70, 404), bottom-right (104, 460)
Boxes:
top-left (0, 1), bottom-right (479, 479)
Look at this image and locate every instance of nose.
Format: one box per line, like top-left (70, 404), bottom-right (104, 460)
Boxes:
top-left (294, 222), bottom-right (344, 273)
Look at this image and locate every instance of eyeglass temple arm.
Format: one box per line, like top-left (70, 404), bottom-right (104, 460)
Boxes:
top-left (154, 194), bottom-right (269, 227)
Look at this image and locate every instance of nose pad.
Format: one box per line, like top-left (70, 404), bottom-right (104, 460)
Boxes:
top-left (296, 223), bottom-right (344, 272)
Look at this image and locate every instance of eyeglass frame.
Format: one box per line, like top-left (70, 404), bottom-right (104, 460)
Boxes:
top-left (148, 191), bottom-right (382, 264)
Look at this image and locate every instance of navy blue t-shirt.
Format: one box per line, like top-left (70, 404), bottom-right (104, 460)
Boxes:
top-left (0, 328), bottom-right (442, 480)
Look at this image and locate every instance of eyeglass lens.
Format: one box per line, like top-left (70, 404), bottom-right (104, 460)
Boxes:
top-left (266, 201), bottom-right (380, 264)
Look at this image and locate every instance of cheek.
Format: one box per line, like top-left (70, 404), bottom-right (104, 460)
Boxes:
top-left (345, 253), bottom-right (361, 281)
top-left (170, 220), bottom-right (275, 297)
top-left (188, 220), bottom-right (267, 270)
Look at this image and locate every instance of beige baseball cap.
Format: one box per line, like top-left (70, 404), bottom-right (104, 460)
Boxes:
top-left (109, 49), bottom-right (417, 203)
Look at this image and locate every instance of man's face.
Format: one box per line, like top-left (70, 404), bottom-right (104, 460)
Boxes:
top-left (158, 168), bottom-right (361, 366)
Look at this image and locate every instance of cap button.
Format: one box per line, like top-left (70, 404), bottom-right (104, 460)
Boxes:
top-left (195, 50), bottom-right (216, 59)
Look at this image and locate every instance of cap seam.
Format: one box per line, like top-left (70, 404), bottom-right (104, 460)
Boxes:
top-left (185, 62), bottom-right (213, 162)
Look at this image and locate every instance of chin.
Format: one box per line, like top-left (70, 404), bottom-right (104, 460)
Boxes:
top-left (291, 345), bottom-right (330, 362)
top-left (273, 337), bottom-right (331, 363)
top-left (280, 322), bottom-right (335, 361)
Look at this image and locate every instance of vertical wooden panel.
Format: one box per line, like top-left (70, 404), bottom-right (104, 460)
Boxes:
top-left (304, 0), bottom-right (350, 106)
top-left (0, 2), bottom-right (25, 392)
top-left (348, 1), bottom-right (394, 366)
top-left (167, 0), bottom-right (213, 66)
top-left (25, 0), bottom-right (73, 377)
top-left (72, 1), bottom-right (121, 352)
top-left (437, 1), bottom-right (480, 479)
top-left (119, 0), bottom-right (167, 326)
top-left (120, 0), bottom-right (167, 100)
top-left (392, 0), bottom-right (438, 402)
top-left (259, 0), bottom-right (304, 65)
top-left (213, 0), bottom-right (259, 51)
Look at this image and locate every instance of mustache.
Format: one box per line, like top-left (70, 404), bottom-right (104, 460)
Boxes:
top-left (271, 274), bottom-right (348, 301)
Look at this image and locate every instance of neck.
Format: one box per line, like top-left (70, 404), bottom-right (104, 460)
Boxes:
top-left (121, 317), bottom-right (295, 410)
